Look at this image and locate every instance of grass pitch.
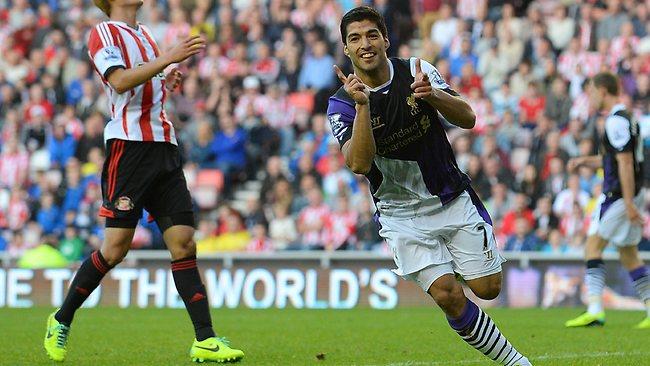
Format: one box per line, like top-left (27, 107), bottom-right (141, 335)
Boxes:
top-left (0, 307), bottom-right (647, 365)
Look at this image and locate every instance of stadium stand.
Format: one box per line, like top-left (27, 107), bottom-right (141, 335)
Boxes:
top-left (1, 0), bottom-right (649, 261)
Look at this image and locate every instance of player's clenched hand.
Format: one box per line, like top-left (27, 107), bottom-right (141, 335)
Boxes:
top-left (626, 203), bottom-right (645, 226)
top-left (165, 35), bottom-right (206, 64)
top-left (334, 65), bottom-right (369, 105)
top-left (165, 68), bottom-right (183, 91)
top-left (411, 58), bottom-right (433, 99)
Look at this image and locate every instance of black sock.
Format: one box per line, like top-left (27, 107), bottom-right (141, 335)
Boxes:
top-left (172, 255), bottom-right (215, 341)
top-left (55, 251), bottom-right (113, 325)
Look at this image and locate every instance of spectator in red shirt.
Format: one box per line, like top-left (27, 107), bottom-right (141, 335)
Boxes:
top-left (23, 84), bottom-right (54, 124)
top-left (324, 196), bottom-right (358, 251)
top-left (458, 62), bottom-right (483, 96)
top-left (499, 192), bottom-right (536, 240)
top-left (0, 137), bottom-right (29, 188)
top-left (296, 188), bottom-right (330, 250)
top-left (519, 82), bottom-right (546, 128)
top-left (251, 42), bottom-right (280, 86)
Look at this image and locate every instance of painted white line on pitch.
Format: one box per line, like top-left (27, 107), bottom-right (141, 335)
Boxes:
top-left (373, 350), bottom-right (650, 366)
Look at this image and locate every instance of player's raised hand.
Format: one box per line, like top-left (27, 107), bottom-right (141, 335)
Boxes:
top-left (165, 68), bottom-right (183, 91)
top-left (411, 58), bottom-right (433, 99)
top-left (166, 35), bottom-right (206, 64)
top-left (334, 65), bottom-right (369, 105)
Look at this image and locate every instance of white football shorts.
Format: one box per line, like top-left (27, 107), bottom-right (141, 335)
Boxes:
top-left (377, 190), bottom-right (505, 292)
top-left (588, 189), bottom-right (645, 247)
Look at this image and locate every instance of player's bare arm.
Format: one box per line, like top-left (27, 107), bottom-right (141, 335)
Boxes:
top-left (567, 155), bottom-right (603, 171)
top-left (411, 58), bottom-right (476, 129)
top-left (334, 64), bottom-right (376, 174)
top-left (107, 35), bottom-right (205, 94)
top-left (616, 151), bottom-right (644, 225)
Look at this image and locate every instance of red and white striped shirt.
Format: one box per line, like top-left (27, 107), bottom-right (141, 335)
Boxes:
top-left (87, 21), bottom-right (176, 144)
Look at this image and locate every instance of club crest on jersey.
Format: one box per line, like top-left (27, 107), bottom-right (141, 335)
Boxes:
top-left (115, 196), bottom-right (134, 211)
top-left (406, 94), bottom-right (420, 116)
top-left (371, 116), bottom-right (384, 130)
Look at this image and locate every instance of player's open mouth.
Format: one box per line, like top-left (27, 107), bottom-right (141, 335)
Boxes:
top-left (360, 52), bottom-right (376, 60)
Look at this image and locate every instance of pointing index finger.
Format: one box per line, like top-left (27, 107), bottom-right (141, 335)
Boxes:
top-left (415, 58), bottom-right (422, 75)
top-left (333, 65), bottom-right (347, 84)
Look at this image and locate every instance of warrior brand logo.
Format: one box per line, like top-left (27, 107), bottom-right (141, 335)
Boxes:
top-left (406, 94), bottom-right (420, 116)
top-left (115, 196), bottom-right (134, 211)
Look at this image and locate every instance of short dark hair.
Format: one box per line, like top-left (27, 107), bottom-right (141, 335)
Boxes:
top-left (592, 72), bottom-right (620, 96)
top-left (340, 6), bottom-right (387, 45)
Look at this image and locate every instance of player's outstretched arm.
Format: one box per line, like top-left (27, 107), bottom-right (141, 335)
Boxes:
top-left (567, 155), bottom-right (602, 171)
top-left (411, 58), bottom-right (476, 129)
top-left (334, 65), bottom-right (375, 175)
top-left (107, 35), bottom-right (205, 94)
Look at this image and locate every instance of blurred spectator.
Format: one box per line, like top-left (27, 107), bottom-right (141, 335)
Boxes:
top-left (500, 192), bottom-right (535, 240)
top-left (48, 121), bottom-right (76, 169)
top-left (449, 36), bottom-right (477, 79)
top-left (540, 229), bottom-right (567, 254)
top-left (298, 40), bottom-right (336, 92)
top-left (519, 82), bottom-right (546, 127)
top-left (212, 115), bottom-right (247, 190)
top-left (58, 226), bottom-right (84, 262)
top-left (504, 217), bottom-right (539, 252)
top-left (552, 174), bottom-right (590, 218)
top-left (534, 196), bottom-right (559, 242)
top-left (269, 204), bottom-right (298, 250)
top-left (430, 4), bottom-right (458, 51)
top-left (74, 112), bottom-right (104, 163)
top-left (296, 188), bottom-right (330, 250)
top-left (484, 183), bottom-right (514, 224)
top-left (544, 79), bottom-right (572, 127)
top-left (546, 5), bottom-right (574, 51)
top-left (247, 223), bottom-right (273, 252)
top-left (324, 195), bottom-right (357, 250)
top-left (36, 192), bottom-right (62, 236)
top-left (596, 0), bottom-right (629, 41)
top-left (322, 154), bottom-right (358, 203)
top-left (0, 138), bottom-right (29, 188)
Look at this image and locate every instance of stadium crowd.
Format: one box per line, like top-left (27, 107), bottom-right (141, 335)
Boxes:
top-left (1, 0), bottom-right (650, 261)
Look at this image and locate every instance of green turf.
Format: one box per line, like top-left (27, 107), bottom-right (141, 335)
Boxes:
top-left (0, 307), bottom-right (647, 365)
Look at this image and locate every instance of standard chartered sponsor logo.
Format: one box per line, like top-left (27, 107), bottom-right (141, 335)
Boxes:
top-left (377, 115), bottom-right (431, 155)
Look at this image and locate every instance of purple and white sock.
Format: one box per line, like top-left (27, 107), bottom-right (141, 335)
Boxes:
top-left (585, 259), bottom-right (606, 314)
top-left (629, 266), bottom-right (650, 317)
top-left (448, 299), bottom-right (528, 366)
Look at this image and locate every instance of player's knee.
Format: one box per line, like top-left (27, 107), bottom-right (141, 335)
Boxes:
top-left (101, 248), bottom-right (128, 267)
top-left (475, 281), bottom-right (501, 300)
top-left (618, 247), bottom-right (642, 270)
top-left (473, 276), bottom-right (502, 300)
top-left (169, 240), bottom-right (196, 260)
top-left (429, 283), bottom-right (465, 314)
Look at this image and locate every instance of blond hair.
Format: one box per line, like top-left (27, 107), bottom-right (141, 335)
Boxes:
top-left (93, 0), bottom-right (111, 16)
